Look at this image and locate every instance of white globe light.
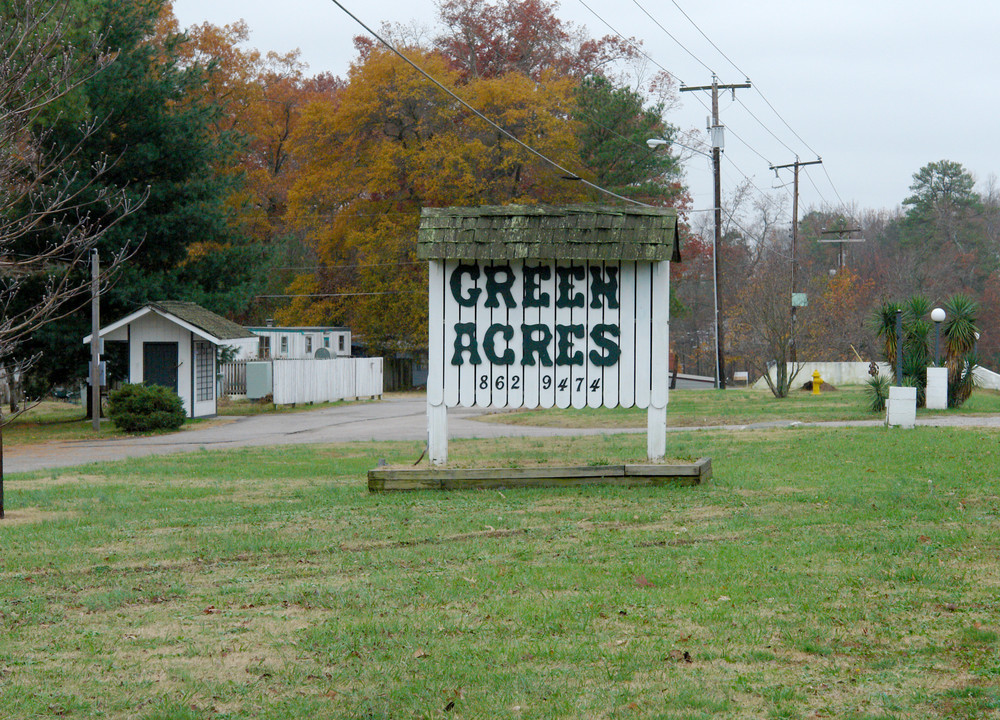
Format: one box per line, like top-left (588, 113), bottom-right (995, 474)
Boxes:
top-left (931, 307), bottom-right (946, 323)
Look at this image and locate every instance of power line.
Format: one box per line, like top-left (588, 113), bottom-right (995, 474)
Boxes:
top-left (666, 0), bottom-right (819, 157)
top-left (629, 0), bottom-right (712, 77)
top-left (802, 165), bottom-right (832, 208)
top-left (658, 0), bottom-right (848, 205)
top-left (621, 0), bottom-right (815, 216)
top-left (271, 261), bottom-right (424, 271)
top-left (734, 98), bottom-right (798, 157)
top-left (257, 290), bottom-right (423, 299)
top-left (666, 0), bottom-right (745, 80)
top-left (576, 0), bottom-right (685, 86)
top-left (821, 164), bottom-right (848, 208)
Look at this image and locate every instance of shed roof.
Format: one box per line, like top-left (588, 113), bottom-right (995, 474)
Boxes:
top-left (149, 301), bottom-right (254, 341)
top-left (416, 204), bottom-right (681, 262)
top-left (83, 301), bottom-right (255, 345)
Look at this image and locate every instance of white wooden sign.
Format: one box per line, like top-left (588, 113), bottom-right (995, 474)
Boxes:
top-left (427, 258), bottom-right (670, 464)
top-left (428, 259), bottom-right (668, 410)
top-left (419, 204), bottom-right (679, 466)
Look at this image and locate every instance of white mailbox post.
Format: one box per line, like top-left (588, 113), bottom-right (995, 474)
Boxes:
top-left (417, 205), bottom-right (681, 465)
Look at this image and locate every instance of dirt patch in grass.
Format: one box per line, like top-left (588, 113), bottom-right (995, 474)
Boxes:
top-left (0, 507), bottom-right (79, 525)
top-left (8, 473), bottom-right (108, 489)
top-left (637, 533), bottom-right (740, 548)
top-left (340, 527), bottom-right (533, 552)
top-left (735, 486), bottom-right (810, 497)
top-left (46, 603), bottom-right (329, 706)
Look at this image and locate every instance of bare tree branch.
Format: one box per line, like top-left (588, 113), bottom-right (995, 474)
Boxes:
top-left (0, 0), bottom-right (143, 369)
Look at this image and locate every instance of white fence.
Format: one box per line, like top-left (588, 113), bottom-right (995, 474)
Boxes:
top-left (753, 361), bottom-right (891, 389)
top-left (752, 361), bottom-right (1000, 390)
top-left (974, 366), bottom-right (1000, 390)
top-left (258, 358), bottom-right (382, 405)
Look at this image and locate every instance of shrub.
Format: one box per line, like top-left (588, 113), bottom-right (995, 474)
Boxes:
top-left (872, 294), bottom-right (980, 409)
top-left (865, 373), bottom-right (890, 413)
top-left (108, 383), bottom-right (186, 432)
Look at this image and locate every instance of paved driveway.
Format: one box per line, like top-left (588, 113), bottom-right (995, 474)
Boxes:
top-left (3, 395), bottom-right (635, 473)
top-left (6, 394), bottom-right (1000, 473)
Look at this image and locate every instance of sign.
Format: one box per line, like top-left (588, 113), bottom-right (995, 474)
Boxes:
top-left (418, 204), bottom-right (680, 464)
top-left (429, 258), bottom-right (669, 410)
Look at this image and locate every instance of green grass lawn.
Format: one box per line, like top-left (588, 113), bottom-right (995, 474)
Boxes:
top-left (0, 401), bottom-right (130, 445)
top-left (482, 386), bottom-right (1000, 428)
top-left (2, 427), bottom-right (1000, 718)
top-left (0, 396), bottom-right (378, 447)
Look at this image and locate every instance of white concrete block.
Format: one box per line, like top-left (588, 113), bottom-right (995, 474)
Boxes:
top-left (926, 367), bottom-right (948, 410)
top-left (886, 386), bottom-right (917, 428)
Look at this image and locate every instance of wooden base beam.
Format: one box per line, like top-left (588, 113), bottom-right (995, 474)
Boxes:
top-left (368, 458), bottom-right (711, 492)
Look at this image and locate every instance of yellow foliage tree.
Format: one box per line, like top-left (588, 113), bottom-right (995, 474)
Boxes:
top-left (280, 47), bottom-right (589, 355)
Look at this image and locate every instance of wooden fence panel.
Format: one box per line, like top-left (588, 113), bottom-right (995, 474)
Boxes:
top-left (222, 360), bottom-right (248, 395)
top-left (270, 358), bottom-right (383, 405)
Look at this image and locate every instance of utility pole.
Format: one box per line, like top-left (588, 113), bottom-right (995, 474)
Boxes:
top-left (681, 75), bottom-right (750, 390)
top-left (769, 157), bottom-right (822, 363)
top-left (90, 249), bottom-right (101, 431)
top-left (818, 227), bottom-right (865, 271)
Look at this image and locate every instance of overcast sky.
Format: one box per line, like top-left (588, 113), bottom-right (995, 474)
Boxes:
top-left (173, 0), bottom-right (1000, 224)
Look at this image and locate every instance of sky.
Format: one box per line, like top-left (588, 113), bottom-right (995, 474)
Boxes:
top-left (173, 0), bottom-right (1000, 225)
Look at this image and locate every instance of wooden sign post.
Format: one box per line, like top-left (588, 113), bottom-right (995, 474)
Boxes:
top-left (417, 205), bottom-right (681, 465)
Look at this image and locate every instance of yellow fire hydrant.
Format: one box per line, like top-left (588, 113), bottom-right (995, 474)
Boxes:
top-left (812, 370), bottom-right (822, 395)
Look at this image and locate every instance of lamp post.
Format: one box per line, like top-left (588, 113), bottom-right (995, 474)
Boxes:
top-left (895, 308), bottom-right (903, 385)
top-left (931, 307), bottom-right (945, 366)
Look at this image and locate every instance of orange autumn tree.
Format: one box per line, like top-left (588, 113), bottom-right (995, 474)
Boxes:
top-left (177, 18), bottom-right (342, 258)
top-left (800, 267), bottom-right (878, 361)
top-left (280, 46), bottom-right (589, 355)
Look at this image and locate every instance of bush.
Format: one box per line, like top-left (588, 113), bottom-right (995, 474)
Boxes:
top-left (865, 373), bottom-right (890, 413)
top-left (873, 294), bottom-right (980, 409)
top-left (108, 383), bottom-right (186, 432)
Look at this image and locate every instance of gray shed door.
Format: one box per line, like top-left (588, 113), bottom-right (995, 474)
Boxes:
top-left (143, 342), bottom-right (179, 392)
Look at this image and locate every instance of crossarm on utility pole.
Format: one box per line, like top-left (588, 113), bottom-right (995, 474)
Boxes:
top-left (768, 158), bottom-right (823, 363)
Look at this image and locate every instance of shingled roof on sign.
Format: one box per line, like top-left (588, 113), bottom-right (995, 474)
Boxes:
top-left (416, 204), bottom-right (681, 263)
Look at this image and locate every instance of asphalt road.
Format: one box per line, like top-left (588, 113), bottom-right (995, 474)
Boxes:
top-left (3, 395), bottom-right (633, 474)
top-left (6, 394), bottom-right (1000, 474)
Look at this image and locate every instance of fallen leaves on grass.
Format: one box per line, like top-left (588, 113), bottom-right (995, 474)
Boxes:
top-left (667, 649), bottom-right (693, 663)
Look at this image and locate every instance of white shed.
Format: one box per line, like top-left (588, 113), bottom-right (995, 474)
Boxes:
top-left (83, 301), bottom-right (256, 418)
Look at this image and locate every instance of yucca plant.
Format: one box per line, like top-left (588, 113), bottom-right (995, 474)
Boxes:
top-left (865, 373), bottom-right (891, 412)
top-left (943, 294), bottom-right (980, 407)
top-left (874, 300), bottom-right (903, 371)
top-left (870, 294), bottom-right (979, 409)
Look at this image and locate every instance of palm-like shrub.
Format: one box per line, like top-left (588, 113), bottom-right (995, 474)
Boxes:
top-left (943, 294), bottom-right (979, 406)
top-left (872, 294), bottom-right (979, 408)
top-left (865, 373), bottom-right (890, 412)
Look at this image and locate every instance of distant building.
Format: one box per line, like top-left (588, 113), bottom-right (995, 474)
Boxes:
top-left (234, 321), bottom-right (352, 360)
